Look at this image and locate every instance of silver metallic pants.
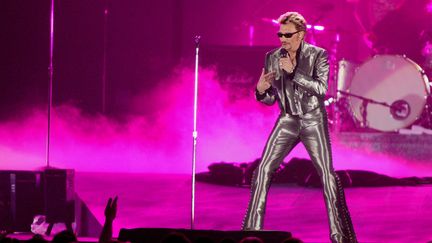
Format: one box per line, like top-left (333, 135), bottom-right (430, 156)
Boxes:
top-left (242, 108), bottom-right (357, 243)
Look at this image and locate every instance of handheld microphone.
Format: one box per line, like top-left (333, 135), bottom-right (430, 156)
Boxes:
top-left (280, 48), bottom-right (288, 58)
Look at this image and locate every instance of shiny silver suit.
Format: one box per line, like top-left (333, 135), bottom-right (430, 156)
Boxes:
top-left (242, 42), bottom-right (357, 243)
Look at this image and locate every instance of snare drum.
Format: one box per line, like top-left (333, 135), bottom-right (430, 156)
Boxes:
top-left (348, 55), bottom-right (430, 132)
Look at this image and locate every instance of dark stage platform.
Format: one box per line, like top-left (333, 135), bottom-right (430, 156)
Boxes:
top-left (71, 172), bottom-right (432, 243)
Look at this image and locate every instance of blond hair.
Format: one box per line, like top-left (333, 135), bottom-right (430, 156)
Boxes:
top-left (277, 12), bottom-right (307, 32)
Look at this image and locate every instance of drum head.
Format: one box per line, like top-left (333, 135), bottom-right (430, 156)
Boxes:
top-left (349, 55), bottom-right (429, 132)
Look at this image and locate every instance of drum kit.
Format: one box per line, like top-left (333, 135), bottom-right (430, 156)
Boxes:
top-left (329, 54), bottom-right (432, 132)
top-left (320, 0), bottom-right (432, 133)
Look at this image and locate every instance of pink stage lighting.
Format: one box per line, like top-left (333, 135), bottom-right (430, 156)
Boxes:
top-left (307, 24), bottom-right (325, 31)
top-left (266, 19), bottom-right (325, 32)
top-left (427, 0), bottom-right (432, 13)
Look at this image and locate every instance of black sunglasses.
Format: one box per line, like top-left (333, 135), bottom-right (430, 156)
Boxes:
top-left (277, 31), bottom-right (301, 38)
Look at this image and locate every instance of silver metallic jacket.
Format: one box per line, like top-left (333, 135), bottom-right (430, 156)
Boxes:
top-left (257, 41), bottom-right (329, 115)
top-left (246, 41), bottom-right (358, 243)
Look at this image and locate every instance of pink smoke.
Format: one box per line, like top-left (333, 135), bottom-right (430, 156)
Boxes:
top-left (0, 66), bottom-right (431, 177)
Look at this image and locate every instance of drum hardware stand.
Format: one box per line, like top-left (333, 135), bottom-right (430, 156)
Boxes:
top-left (337, 90), bottom-right (403, 129)
top-left (416, 69), bottom-right (432, 128)
top-left (327, 29), bottom-right (341, 131)
top-left (359, 100), bottom-right (369, 128)
top-left (332, 96), bottom-right (355, 132)
top-left (426, 93), bottom-right (432, 127)
top-left (419, 88), bottom-right (432, 129)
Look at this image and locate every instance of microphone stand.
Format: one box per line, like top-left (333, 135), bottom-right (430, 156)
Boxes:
top-left (191, 35), bottom-right (201, 230)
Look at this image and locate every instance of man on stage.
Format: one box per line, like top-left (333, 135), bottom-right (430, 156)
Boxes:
top-left (242, 12), bottom-right (357, 243)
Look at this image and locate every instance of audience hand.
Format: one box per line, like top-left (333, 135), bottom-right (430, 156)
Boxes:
top-left (104, 196), bottom-right (118, 223)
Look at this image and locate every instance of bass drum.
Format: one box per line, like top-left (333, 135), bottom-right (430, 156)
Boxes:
top-left (349, 55), bottom-right (430, 132)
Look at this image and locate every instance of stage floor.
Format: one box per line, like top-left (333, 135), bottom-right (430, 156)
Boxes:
top-left (75, 172), bottom-right (432, 243)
